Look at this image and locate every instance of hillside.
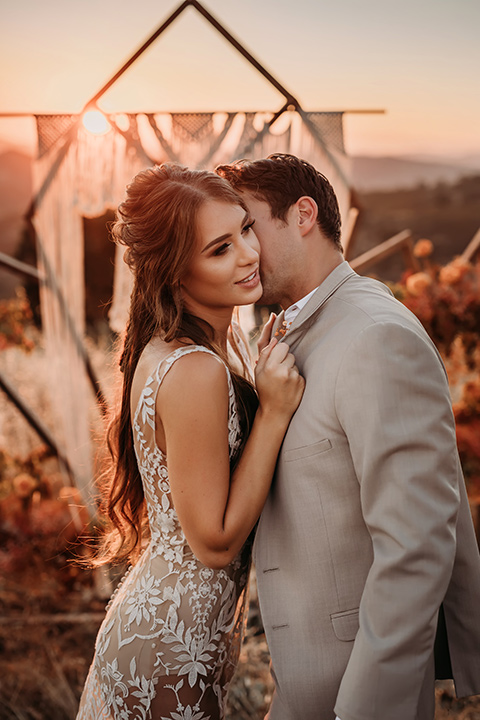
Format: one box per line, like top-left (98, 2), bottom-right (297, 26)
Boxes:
top-left (351, 175), bottom-right (480, 279)
top-left (351, 154), bottom-right (479, 192)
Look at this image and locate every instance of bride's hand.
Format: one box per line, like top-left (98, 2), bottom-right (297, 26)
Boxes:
top-left (255, 338), bottom-right (304, 423)
top-left (257, 312), bottom-right (277, 355)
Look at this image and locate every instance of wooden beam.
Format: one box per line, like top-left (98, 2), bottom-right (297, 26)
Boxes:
top-left (0, 108), bottom-right (386, 118)
top-left (0, 251), bottom-right (43, 281)
top-left (0, 370), bottom-right (74, 480)
top-left (342, 207), bottom-right (360, 261)
top-left (84, 0), bottom-right (300, 111)
top-left (341, 109), bottom-right (386, 115)
top-left (461, 227), bottom-right (480, 263)
top-left (0, 613), bottom-right (106, 625)
top-left (84, 1), bottom-right (191, 108)
top-left (351, 230), bottom-right (419, 274)
top-left (188, 1), bottom-right (300, 109)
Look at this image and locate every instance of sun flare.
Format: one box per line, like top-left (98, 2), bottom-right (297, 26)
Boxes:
top-left (82, 110), bottom-right (110, 135)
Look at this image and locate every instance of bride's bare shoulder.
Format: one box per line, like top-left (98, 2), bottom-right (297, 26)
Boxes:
top-left (160, 346), bottom-right (226, 393)
top-left (134, 336), bottom-right (223, 389)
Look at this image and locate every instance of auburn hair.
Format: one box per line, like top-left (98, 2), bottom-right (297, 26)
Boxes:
top-left (93, 163), bottom-right (258, 566)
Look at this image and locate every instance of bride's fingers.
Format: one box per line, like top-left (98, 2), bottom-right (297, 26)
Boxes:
top-left (266, 341), bottom-right (290, 366)
top-left (257, 312), bottom-right (277, 355)
top-left (281, 352), bottom-right (297, 369)
top-left (255, 337), bottom-right (278, 372)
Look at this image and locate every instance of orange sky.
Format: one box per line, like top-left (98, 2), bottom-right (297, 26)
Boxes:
top-left (1, 0), bottom-right (479, 160)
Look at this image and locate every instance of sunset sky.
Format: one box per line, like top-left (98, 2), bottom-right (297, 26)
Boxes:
top-left (1, 0), bottom-right (479, 160)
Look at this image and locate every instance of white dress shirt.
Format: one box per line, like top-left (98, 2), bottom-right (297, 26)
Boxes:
top-left (284, 286), bottom-right (319, 327)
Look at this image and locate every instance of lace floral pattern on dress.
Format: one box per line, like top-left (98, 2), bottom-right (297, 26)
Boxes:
top-left (76, 346), bottom-right (251, 720)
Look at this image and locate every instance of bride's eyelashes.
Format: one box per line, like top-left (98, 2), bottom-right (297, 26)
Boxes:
top-left (213, 242), bottom-right (231, 256)
top-left (212, 220), bottom-right (255, 256)
top-left (242, 219), bottom-right (255, 234)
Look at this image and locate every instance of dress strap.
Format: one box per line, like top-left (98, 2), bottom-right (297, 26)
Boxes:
top-left (133, 345), bottom-right (234, 434)
top-left (156, 345), bottom-right (227, 387)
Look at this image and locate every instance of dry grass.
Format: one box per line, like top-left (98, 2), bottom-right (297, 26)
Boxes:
top-left (1, 561), bottom-right (480, 720)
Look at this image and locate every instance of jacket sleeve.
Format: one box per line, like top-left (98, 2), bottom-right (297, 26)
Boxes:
top-left (333, 320), bottom-right (460, 720)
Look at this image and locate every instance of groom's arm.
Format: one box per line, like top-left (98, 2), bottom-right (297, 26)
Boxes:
top-left (333, 320), bottom-right (460, 720)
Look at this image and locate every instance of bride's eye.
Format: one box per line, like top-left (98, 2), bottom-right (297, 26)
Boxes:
top-left (213, 243), bottom-right (230, 256)
top-left (242, 219), bottom-right (255, 235)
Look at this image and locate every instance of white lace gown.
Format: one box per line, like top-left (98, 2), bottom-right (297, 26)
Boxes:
top-left (76, 346), bottom-right (252, 720)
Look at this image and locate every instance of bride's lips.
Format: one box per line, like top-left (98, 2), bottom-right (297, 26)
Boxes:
top-left (235, 268), bottom-right (260, 288)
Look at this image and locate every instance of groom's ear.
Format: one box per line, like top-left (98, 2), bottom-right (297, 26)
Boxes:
top-left (295, 196), bottom-right (318, 236)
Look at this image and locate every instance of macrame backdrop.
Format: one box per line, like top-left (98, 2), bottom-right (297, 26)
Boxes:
top-left (33, 110), bottom-right (351, 510)
top-left (33, 118), bottom-right (147, 510)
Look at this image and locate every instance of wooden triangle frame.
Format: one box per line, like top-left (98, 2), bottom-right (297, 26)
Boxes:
top-left (84, 0), bottom-right (301, 115)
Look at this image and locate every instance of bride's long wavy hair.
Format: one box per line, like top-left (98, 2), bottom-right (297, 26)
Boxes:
top-left (94, 163), bottom-right (258, 566)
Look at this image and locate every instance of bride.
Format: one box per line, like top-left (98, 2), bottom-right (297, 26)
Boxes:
top-left (76, 163), bottom-right (304, 720)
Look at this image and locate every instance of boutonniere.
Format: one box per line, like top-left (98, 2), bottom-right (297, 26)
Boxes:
top-left (274, 320), bottom-right (290, 339)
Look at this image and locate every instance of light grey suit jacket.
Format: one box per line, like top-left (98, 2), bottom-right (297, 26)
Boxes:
top-left (254, 262), bottom-right (480, 720)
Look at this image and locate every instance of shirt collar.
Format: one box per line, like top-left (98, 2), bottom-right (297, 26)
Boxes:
top-left (284, 286), bottom-right (319, 326)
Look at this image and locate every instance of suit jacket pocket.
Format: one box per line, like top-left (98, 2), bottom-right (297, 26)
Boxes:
top-left (283, 438), bottom-right (332, 462)
top-left (330, 608), bottom-right (359, 642)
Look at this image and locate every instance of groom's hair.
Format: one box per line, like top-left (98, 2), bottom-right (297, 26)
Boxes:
top-left (216, 153), bottom-right (342, 251)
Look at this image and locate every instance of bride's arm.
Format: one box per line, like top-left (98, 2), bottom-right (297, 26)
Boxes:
top-left (157, 341), bottom-right (303, 568)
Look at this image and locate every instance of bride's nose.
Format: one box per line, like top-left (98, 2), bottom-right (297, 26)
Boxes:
top-left (239, 237), bottom-right (259, 265)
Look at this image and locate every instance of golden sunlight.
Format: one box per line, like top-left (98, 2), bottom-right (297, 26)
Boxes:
top-left (82, 109), bottom-right (110, 135)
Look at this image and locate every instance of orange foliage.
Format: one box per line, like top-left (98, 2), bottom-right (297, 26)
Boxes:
top-left (0, 447), bottom-right (89, 574)
top-left (413, 238), bottom-right (434, 259)
top-left (392, 253), bottom-right (480, 366)
top-left (391, 245), bottom-right (480, 496)
top-left (0, 288), bottom-right (36, 352)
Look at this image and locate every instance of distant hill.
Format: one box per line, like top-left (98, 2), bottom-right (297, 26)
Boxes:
top-left (1, 147), bottom-right (479, 211)
top-left (352, 174), bottom-right (480, 280)
top-left (351, 154), bottom-right (480, 192)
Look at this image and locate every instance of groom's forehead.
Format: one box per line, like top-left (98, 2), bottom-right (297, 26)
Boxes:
top-left (239, 191), bottom-right (276, 220)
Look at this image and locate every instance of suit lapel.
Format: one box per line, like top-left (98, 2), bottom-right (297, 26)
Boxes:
top-left (271, 310), bottom-right (289, 340)
top-left (283, 261), bottom-right (356, 345)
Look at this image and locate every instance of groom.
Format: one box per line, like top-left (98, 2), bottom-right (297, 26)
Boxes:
top-left (217, 154), bottom-right (480, 720)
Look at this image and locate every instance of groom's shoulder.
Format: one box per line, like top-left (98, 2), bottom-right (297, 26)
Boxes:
top-left (333, 272), bottom-right (416, 326)
top-left (296, 272), bottom-right (427, 351)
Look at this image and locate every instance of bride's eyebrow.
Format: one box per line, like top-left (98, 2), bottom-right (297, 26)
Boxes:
top-left (201, 212), bottom-right (249, 253)
top-left (202, 233), bottom-right (232, 253)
